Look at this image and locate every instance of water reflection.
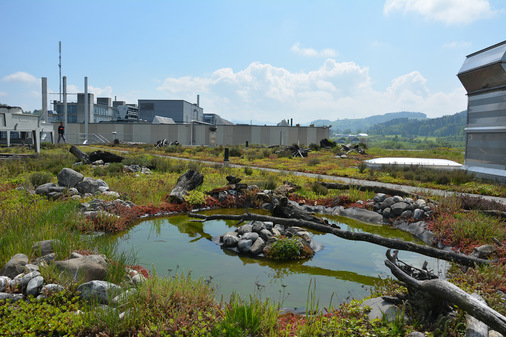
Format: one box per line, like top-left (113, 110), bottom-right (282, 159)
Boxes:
top-left (112, 210), bottom-right (447, 309)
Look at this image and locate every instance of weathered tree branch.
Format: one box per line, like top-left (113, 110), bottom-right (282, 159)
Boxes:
top-left (385, 249), bottom-right (506, 335)
top-left (188, 212), bottom-right (490, 267)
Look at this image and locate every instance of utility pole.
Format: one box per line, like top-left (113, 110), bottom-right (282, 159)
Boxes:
top-left (59, 41), bottom-right (62, 102)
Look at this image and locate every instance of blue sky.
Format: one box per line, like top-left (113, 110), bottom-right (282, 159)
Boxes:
top-left (1, 0), bottom-right (505, 124)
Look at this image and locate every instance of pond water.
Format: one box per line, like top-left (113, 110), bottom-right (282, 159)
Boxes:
top-left (112, 209), bottom-right (448, 310)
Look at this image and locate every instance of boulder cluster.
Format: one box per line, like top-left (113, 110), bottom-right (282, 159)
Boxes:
top-left (0, 239), bottom-right (145, 307)
top-left (216, 221), bottom-right (321, 258)
top-left (372, 193), bottom-right (433, 222)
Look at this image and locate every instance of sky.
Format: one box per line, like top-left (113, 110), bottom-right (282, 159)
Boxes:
top-left (1, 0), bottom-right (505, 124)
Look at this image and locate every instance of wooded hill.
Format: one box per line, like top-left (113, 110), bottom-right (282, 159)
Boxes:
top-left (367, 110), bottom-right (466, 137)
top-left (312, 111), bottom-right (427, 133)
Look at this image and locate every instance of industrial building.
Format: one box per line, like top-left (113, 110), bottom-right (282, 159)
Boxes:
top-left (457, 40), bottom-right (506, 182)
top-left (138, 98), bottom-right (203, 123)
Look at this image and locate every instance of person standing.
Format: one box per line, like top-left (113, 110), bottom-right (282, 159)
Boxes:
top-left (57, 122), bottom-right (66, 143)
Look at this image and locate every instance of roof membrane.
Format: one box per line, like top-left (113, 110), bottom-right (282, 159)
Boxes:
top-left (365, 157), bottom-right (462, 170)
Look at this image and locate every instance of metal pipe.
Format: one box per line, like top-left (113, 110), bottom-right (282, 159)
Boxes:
top-left (63, 76), bottom-right (67, 139)
top-left (84, 77), bottom-right (88, 144)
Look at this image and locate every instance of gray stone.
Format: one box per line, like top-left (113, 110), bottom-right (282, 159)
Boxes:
top-left (222, 233), bottom-right (239, 247)
top-left (297, 231), bottom-right (312, 242)
top-left (68, 187), bottom-right (79, 196)
top-left (57, 168), bottom-right (84, 188)
top-left (34, 253), bottom-right (55, 265)
top-left (32, 239), bottom-right (60, 257)
top-left (471, 245), bottom-right (496, 259)
top-left (259, 229), bottom-right (273, 241)
top-left (0, 276), bottom-right (11, 292)
top-left (237, 224), bottom-right (253, 235)
top-left (374, 193), bottom-right (387, 202)
top-left (274, 224), bottom-right (285, 232)
top-left (400, 210), bottom-right (413, 219)
top-left (54, 255), bottom-right (107, 283)
top-left (12, 271), bottom-right (41, 290)
top-left (337, 207), bottom-right (384, 225)
top-left (24, 264), bottom-right (39, 273)
top-left (251, 221), bottom-right (265, 233)
top-left (26, 276), bottom-right (44, 296)
top-left (131, 274), bottom-right (146, 285)
top-left (76, 177), bottom-right (100, 195)
top-left (242, 232), bottom-right (259, 242)
top-left (407, 332), bottom-right (425, 337)
top-left (391, 202), bottom-right (408, 216)
top-left (423, 205), bottom-right (431, 212)
top-left (263, 222), bottom-right (273, 230)
top-left (102, 191), bottom-right (120, 198)
top-left (415, 199), bottom-right (426, 208)
top-left (489, 330), bottom-right (503, 337)
top-left (0, 253), bottom-right (28, 279)
top-left (249, 237), bottom-right (266, 255)
top-left (237, 239), bottom-right (253, 253)
top-left (111, 288), bottom-right (137, 305)
top-left (466, 293), bottom-right (488, 337)
top-left (413, 208), bottom-right (426, 220)
top-left (393, 195), bottom-right (404, 203)
top-left (271, 227), bottom-right (282, 236)
top-left (361, 297), bottom-right (406, 322)
top-left (382, 207), bottom-right (392, 218)
top-left (41, 284), bottom-right (65, 295)
top-left (380, 197), bottom-right (395, 209)
top-left (77, 280), bottom-right (122, 304)
top-left (218, 191), bottom-right (228, 201)
top-left (0, 293), bottom-right (24, 302)
top-left (404, 198), bottom-right (414, 204)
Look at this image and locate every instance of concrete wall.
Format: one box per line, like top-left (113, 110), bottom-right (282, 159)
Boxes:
top-left (62, 123), bottom-right (329, 147)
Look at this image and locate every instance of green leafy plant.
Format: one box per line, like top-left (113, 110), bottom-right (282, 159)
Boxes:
top-left (264, 236), bottom-right (311, 260)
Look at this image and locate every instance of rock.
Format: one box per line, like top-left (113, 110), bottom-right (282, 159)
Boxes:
top-left (54, 255), bottom-right (107, 283)
top-left (471, 245), bottom-right (496, 259)
top-left (415, 199), bottom-right (426, 208)
top-left (263, 222), bottom-right (274, 230)
top-left (57, 168), bottom-right (84, 187)
top-left (393, 195), bottom-right (404, 203)
top-left (413, 208), bottom-right (426, 220)
top-left (250, 237), bottom-right (265, 255)
top-left (92, 159), bottom-right (104, 166)
top-left (111, 288), bottom-right (137, 306)
top-left (380, 197), bottom-right (395, 209)
top-left (131, 273), bottom-right (146, 285)
top-left (77, 280), bottom-right (122, 304)
top-left (361, 297), bottom-right (406, 322)
top-left (76, 177), bottom-right (100, 195)
top-left (169, 170), bottom-right (204, 203)
top-left (24, 264), bottom-right (39, 273)
top-left (242, 232), bottom-right (259, 242)
top-left (336, 207), bottom-right (384, 225)
top-left (102, 191), bottom-right (120, 198)
top-left (382, 207), bottom-right (392, 218)
top-left (251, 221), bottom-right (265, 233)
top-left (259, 229), bottom-right (273, 241)
top-left (407, 332), bottom-right (426, 337)
top-left (374, 193), bottom-right (387, 203)
top-left (237, 239), bottom-right (253, 253)
top-left (222, 233), bottom-right (239, 247)
top-left (0, 293), bottom-right (24, 302)
top-left (68, 187), bottom-right (79, 196)
top-left (391, 202), bottom-right (408, 216)
top-left (218, 191), bottom-right (228, 201)
top-left (0, 253), bottom-right (28, 279)
top-left (35, 183), bottom-right (66, 198)
top-left (489, 330), bottom-right (503, 337)
top-left (0, 276), bottom-right (11, 292)
top-left (34, 253), bottom-right (55, 265)
top-left (32, 239), bottom-right (60, 257)
top-left (466, 293), bottom-right (489, 337)
top-left (12, 271), bottom-right (41, 290)
top-left (400, 210), bottom-right (413, 219)
top-left (26, 276), bottom-right (44, 296)
top-left (237, 224), bottom-right (253, 235)
top-left (41, 284), bottom-right (65, 296)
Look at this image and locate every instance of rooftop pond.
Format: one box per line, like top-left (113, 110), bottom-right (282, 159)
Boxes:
top-left (111, 209), bottom-right (448, 309)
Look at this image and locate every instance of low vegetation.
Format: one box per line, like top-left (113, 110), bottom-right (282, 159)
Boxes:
top-left (0, 143), bottom-right (504, 336)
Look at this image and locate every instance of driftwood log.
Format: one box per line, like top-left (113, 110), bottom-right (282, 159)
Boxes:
top-left (271, 197), bottom-right (326, 225)
top-left (69, 145), bottom-right (90, 164)
top-left (188, 212), bottom-right (490, 267)
top-left (169, 169), bottom-right (204, 203)
top-left (385, 249), bottom-right (506, 335)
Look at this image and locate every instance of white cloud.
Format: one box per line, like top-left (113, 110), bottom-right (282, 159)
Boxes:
top-left (156, 59), bottom-right (466, 123)
top-left (88, 85), bottom-right (113, 97)
top-left (384, 0), bottom-right (494, 25)
top-left (2, 71), bottom-right (39, 84)
top-left (291, 42), bottom-right (337, 58)
top-left (443, 41), bottom-right (472, 48)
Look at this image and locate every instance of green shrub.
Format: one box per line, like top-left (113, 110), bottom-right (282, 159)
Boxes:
top-left (264, 237), bottom-right (303, 260)
top-left (29, 171), bottom-right (53, 187)
top-left (309, 143), bottom-right (320, 151)
top-left (311, 183), bottom-right (328, 196)
top-left (308, 158), bottom-right (321, 166)
top-left (229, 146), bottom-right (242, 157)
top-left (93, 166), bottom-right (107, 177)
top-left (244, 166), bottom-right (253, 176)
top-left (105, 162), bottom-right (124, 175)
top-left (358, 162), bottom-right (367, 173)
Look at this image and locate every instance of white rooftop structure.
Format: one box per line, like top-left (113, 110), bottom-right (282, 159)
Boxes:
top-left (152, 116), bottom-right (175, 124)
top-left (365, 157), bottom-right (462, 171)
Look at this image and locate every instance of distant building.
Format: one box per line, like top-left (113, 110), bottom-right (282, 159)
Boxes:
top-left (457, 40), bottom-right (506, 182)
top-left (138, 99), bottom-right (203, 123)
top-left (203, 113), bottom-right (234, 125)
